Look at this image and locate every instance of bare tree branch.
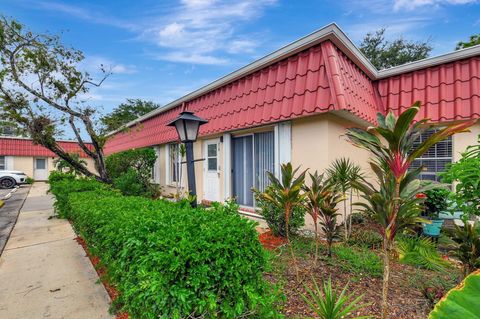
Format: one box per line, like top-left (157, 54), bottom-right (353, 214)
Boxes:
top-left (68, 115), bottom-right (97, 158)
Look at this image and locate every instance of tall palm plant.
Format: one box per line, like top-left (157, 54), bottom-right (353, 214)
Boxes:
top-left (260, 162), bottom-right (307, 279)
top-left (304, 171), bottom-right (343, 258)
top-left (319, 189), bottom-right (343, 257)
top-left (345, 102), bottom-right (475, 319)
top-left (326, 158), bottom-right (363, 240)
top-left (303, 171), bottom-right (325, 263)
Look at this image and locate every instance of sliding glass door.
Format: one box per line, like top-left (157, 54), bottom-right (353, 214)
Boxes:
top-left (232, 131), bottom-right (274, 207)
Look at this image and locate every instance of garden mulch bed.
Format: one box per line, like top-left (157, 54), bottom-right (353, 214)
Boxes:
top-left (75, 236), bottom-right (129, 319)
top-left (259, 230), bottom-right (288, 250)
top-left (259, 228), bottom-right (461, 319)
top-left (266, 255), bottom-right (432, 318)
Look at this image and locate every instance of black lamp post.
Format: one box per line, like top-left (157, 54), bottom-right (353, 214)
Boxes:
top-left (167, 111), bottom-right (208, 207)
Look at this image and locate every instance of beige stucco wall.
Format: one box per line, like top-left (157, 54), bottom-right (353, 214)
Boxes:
top-left (291, 113), bottom-right (371, 230)
top-left (10, 156), bottom-right (96, 181)
top-left (12, 156), bottom-right (35, 177)
top-left (291, 113), bottom-right (371, 174)
top-left (453, 122), bottom-right (480, 161)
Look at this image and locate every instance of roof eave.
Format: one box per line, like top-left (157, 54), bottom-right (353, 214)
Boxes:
top-left (377, 44), bottom-right (480, 78)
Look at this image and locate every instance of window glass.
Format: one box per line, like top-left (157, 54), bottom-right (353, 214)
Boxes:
top-left (206, 143), bottom-right (218, 171)
top-left (0, 156), bottom-right (5, 170)
top-left (208, 158), bottom-right (217, 171)
top-left (169, 144), bottom-right (179, 183)
top-left (207, 144), bottom-right (217, 157)
top-left (36, 158), bottom-right (46, 170)
top-left (411, 128), bottom-right (452, 182)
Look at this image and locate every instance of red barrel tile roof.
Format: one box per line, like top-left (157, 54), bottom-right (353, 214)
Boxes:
top-left (376, 57), bottom-right (480, 122)
top-left (105, 38), bottom-right (480, 154)
top-left (105, 41), bottom-right (380, 154)
top-left (0, 137), bottom-right (92, 158)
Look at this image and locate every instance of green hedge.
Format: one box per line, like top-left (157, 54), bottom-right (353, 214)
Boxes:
top-left (49, 174), bottom-right (116, 218)
top-left (50, 178), bottom-right (280, 319)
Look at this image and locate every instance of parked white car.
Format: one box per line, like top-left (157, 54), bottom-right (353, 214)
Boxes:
top-left (0, 170), bottom-right (28, 188)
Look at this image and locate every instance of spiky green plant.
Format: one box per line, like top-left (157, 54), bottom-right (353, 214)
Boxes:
top-left (395, 235), bottom-right (450, 271)
top-left (319, 189), bottom-right (344, 258)
top-left (260, 162), bottom-right (306, 280)
top-left (327, 158), bottom-right (363, 240)
top-left (302, 171), bottom-right (325, 263)
top-left (451, 221), bottom-right (480, 277)
top-left (345, 102), bottom-right (475, 319)
top-left (302, 277), bottom-right (371, 319)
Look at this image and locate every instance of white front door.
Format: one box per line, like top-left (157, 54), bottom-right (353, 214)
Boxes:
top-left (203, 139), bottom-right (220, 202)
top-left (33, 157), bottom-right (48, 181)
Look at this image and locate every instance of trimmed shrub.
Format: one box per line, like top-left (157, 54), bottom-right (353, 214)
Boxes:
top-left (106, 148), bottom-right (157, 197)
top-left (52, 179), bottom-right (280, 318)
top-left (49, 176), bottom-right (115, 218)
top-left (112, 168), bottom-right (149, 197)
top-left (332, 245), bottom-right (382, 277)
top-left (347, 229), bottom-right (383, 249)
top-left (48, 170), bottom-right (76, 184)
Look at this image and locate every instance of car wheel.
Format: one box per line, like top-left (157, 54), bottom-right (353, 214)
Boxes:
top-left (0, 177), bottom-right (16, 189)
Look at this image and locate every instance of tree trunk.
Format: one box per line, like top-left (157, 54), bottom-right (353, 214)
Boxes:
top-left (314, 221), bottom-right (319, 265)
top-left (35, 136), bottom-right (107, 181)
top-left (285, 206), bottom-right (300, 281)
top-left (348, 190), bottom-right (353, 237)
top-left (343, 193), bottom-right (348, 241)
top-left (81, 117), bottom-right (111, 183)
top-left (327, 237), bottom-right (332, 257)
top-left (381, 238), bottom-right (390, 319)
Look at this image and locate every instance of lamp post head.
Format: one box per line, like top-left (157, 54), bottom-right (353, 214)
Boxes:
top-left (167, 111), bottom-right (208, 143)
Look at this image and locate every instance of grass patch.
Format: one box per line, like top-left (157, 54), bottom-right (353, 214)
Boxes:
top-left (332, 245), bottom-right (383, 277)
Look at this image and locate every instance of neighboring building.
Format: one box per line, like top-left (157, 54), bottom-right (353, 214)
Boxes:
top-left (0, 136), bottom-right (95, 181)
top-left (105, 23), bottom-right (480, 214)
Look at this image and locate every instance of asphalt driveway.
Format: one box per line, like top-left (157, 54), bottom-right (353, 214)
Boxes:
top-left (0, 186), bottom-right (30, 255)
top-left (0, 188), bottom-right (12, 198)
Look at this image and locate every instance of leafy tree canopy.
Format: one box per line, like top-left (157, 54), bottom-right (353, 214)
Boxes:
top-left (100, 99), bottom-right (159, 134)
top-left (456, 34), bottom-right (480, 50)
top-left (359, 28), bottom-right (432, 70)
top-left (0, 16), bottom-right (111, 181)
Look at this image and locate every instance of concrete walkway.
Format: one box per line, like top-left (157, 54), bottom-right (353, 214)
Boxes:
top-left (0, 182), bottom-right (114, 319)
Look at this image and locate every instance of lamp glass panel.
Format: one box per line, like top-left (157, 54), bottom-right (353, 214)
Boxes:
top-left (185, 120), bottom-right (200, 141)
top-left (175, 120), bottom-right (186, 141)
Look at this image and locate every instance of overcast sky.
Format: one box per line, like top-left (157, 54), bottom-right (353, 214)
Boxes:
top-left (3, 0), bottom-right (480, 118)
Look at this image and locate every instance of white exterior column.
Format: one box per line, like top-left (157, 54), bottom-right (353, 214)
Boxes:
top-left (223, 133), bottom-right (232, 200)
top-left (5, 156), bottom-right (14, 170)
top-left (274, 121), bottom-right (292, 178)
top-left (153, 146), bottom-right (161, 184)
